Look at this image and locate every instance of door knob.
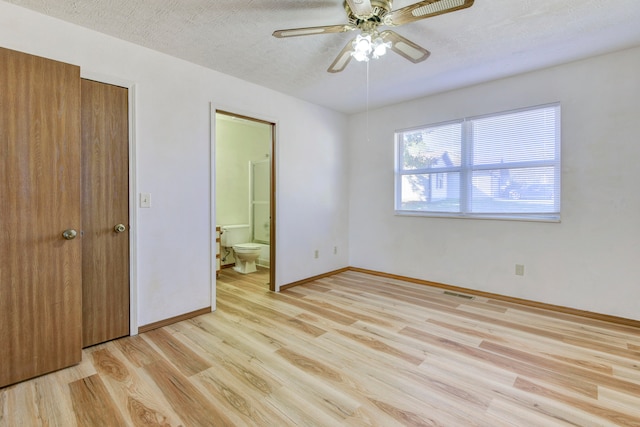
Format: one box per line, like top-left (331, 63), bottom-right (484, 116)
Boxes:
top-left (114, 224), bottom-right (127, 233)
top-left (62, 229), bottom-right (77, 240)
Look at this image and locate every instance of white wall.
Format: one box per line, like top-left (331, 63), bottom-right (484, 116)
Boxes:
top-left (348, 46), bottom-right (640, 321)
top-left (0, 1), bottom-right (350, 326)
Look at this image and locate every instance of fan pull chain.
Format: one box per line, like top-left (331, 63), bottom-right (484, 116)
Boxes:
top-left (366, 60), bottom-right (370, 143)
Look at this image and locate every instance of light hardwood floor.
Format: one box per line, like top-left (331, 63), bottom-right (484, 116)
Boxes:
top-left (2, 268), bottom-right (640, 426)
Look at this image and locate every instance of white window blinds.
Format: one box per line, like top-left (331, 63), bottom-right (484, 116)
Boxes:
top-left (395, 103), bottom-right (561, 221)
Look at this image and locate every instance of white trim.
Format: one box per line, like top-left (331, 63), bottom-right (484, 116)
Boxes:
top-left (209, 103), bottom-right (217, 311)
top-left (81, 70), bottom-right (139, 336)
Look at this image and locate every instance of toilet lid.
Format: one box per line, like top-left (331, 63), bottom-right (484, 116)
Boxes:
top-left (234, 243), bottom-right (261, 251)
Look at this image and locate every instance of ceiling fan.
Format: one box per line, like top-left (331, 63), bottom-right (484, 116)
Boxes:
top-left (273, 0), bottom-right (474, 73)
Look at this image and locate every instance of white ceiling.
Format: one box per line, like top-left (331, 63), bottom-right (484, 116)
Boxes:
top-left (6, 0), bottom-right (640, 114)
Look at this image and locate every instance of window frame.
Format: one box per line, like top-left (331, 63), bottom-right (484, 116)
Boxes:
top-left (394, 103), bottom-right (561, 222)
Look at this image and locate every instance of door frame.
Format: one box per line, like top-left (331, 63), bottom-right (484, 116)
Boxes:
top-left (82, 71), bottom-right (138, 335)
top-left (210, 104), bottom-right (278, 307)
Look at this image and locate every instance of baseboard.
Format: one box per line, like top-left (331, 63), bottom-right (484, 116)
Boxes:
top-left (138, 307), bottom-right (212, 333)
top-left (281, 266), bottom-right (640, 329)
top-left (279, 267), bottom-right (350, 291)
top-left (145, 268), bottom-right (639, 332)
top-left (347, 267), bottom-right (640, 329)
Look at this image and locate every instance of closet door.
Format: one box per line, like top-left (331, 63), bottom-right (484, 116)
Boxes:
top-left (0, 47), bottom-right (82, 388)
top-left (81, 79), bottom-right (130, 347)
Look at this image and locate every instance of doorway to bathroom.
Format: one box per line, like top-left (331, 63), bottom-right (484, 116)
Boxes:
top-left (215, 110), bottom-right (275, 291)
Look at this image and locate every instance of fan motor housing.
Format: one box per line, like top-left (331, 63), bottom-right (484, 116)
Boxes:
top-left (345, 0), bottom-right (392, 26)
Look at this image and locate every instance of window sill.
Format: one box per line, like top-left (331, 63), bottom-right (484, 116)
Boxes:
top-left (394, 210), bottom-right (561, 223)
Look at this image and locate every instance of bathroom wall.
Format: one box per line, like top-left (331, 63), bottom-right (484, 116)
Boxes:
top-left (215, 114), bottom-right (271, 266)
top-left (215, 115), bottom-right (271, 226)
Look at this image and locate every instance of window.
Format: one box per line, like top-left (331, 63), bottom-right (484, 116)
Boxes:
top-left (395, 103), bottom-right (560, 221)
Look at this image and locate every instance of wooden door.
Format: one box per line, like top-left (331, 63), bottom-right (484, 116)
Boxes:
top-left (0, 47), bottom-right (82, 388)
top-left (81, 79), bottom-right (130, 348)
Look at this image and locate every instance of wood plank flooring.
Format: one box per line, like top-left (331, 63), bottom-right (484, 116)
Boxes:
top-left (2, 268), bottom-right (640, 426)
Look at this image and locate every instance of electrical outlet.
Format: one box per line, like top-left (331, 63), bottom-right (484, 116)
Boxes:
top-left (515, 264), bottom-right (525, 276)
top-left (333, 246), bottom-right (338, 255)
top-left (314, 250), bottom-right (319, 259)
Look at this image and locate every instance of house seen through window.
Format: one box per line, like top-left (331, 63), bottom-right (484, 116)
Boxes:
top-left (395, 103), bottom-right (561, 221)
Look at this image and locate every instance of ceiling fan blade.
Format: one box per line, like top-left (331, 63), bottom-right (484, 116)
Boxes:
top-left (387, 0), bottom-right (474, 26)
top-left (380, 30), bottom-right (430, 63)
top-left (345, 0), bottom-right (374, 18)
top-left (327, 39), bottom-right (355, 73)
top-left (273, 24), bottom-right (354, 38)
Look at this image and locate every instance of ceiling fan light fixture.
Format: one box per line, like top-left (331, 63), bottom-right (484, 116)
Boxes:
top-left (352, 33), bottom-right (372, 61)
top-left (352, 50), bottom-right (370, 62)
top-left (371, 36), bottom-right (392, 58)
top-left (351, 32), bottom-right (390, 62)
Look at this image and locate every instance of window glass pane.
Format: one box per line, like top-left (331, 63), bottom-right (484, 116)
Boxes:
top-left (473, 106), bottom-right (557, 165)
top-left (471, 167), bottom-right (558, 213)
top-left (401, 122), bottom-right (461, 170)
top-left (400, 173), bottom-right (460, 212)
top-left (394, 103), bottom-right (560, 221)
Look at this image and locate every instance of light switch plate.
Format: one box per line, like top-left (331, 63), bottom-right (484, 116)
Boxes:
top-left (140, 192), bottom-right (151, 208)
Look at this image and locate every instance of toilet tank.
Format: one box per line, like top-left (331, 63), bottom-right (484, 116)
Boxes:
top-left (220, 224), bottom-right (250, 247)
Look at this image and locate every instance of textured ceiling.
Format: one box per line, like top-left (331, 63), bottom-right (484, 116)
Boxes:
top-left (5, 0), bottom-right (640, 114)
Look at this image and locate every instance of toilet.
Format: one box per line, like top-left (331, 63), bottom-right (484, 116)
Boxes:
top-left (220, 224), bottom-right (261, 274)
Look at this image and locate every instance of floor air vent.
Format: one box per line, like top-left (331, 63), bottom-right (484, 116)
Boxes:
top-left (443, 291), bottom-right (474, 300)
